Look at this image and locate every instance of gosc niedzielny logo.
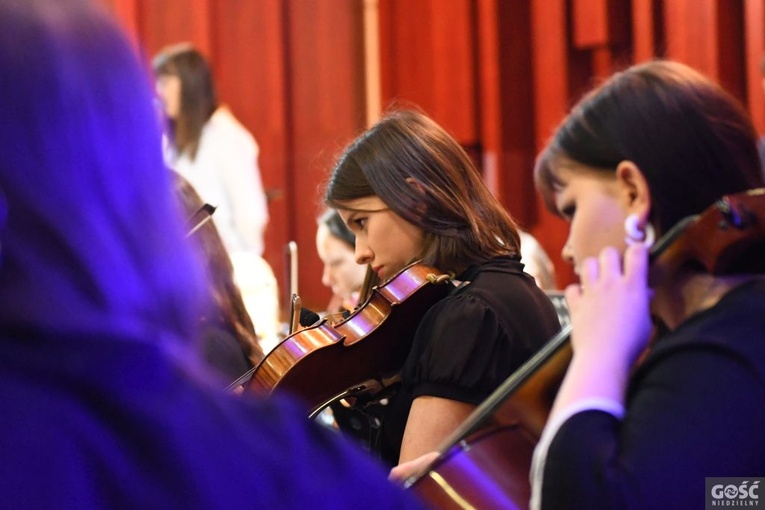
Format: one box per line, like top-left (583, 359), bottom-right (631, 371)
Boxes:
top-left (706, 478), bottom-right (763, 508)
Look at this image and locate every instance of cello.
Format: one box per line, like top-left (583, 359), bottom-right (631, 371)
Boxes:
top-left (403, 188), bottom-right (765, 509)
top-left (244, 261), bottom-right (453, 417)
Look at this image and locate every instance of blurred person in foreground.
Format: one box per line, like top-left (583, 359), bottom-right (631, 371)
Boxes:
top-left (0, 0), bottom-right (423, 508)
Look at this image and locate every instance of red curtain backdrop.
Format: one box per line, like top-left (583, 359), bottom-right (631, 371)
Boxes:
top-left (102, 0), bottom-right (765, 310)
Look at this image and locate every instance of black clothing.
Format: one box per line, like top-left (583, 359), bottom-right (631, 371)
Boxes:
top-left (540, 280), bottom-right (765, 509)
top-left (370, 256), bottom-right (561, 465)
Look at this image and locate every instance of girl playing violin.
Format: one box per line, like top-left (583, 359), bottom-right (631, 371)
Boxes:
top-left (324, 109), bottom-right (561, 466)
top-left (531, 60), bottom-right (765, 508)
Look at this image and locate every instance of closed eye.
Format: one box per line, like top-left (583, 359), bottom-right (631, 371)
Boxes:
top-left (559, 205), bottom-right (575, 221)
top-left (328, 259), bottom-right (345, 268)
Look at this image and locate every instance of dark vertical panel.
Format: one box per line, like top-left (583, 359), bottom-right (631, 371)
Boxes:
top-left (716, 0), bottom-right (745, 105)
top-left (494, 0), bottom-right (536, 225)
top-left (530, 0), bottom-right (577, 288)
top-left (572, 0), bottom-right (632, 78)
top-left (429, 0), bottom-right (478, 143)
top-left (379, 0), bottom-right (436, 112)
top-left (664, 1), bottom-right (748, 111)
top-left (476, 0), bottom-right (503, 199)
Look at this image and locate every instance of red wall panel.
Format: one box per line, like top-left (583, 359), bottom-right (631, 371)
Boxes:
top-left (101, 0), bottom-right (765, 297)
top-left (745, 0), bottom-right (765, 134)
top-left (209, 0), bottom-right (291, 309)
top-left (286, 0), bottom-right (367, 312)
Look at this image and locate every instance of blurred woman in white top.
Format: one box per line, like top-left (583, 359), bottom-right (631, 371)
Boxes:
top-left (153, 43), bottom-right (279, 350)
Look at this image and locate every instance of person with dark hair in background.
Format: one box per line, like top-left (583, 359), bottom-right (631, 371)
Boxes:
top-left (315, 208), bottom-right (369, 316)
top-left (153, 42), bottom-right (280, 348)
top-left (174, 172), bottom-right (263, 384)
top-left (528, 60), bottom-right (765, 509)
top-left (324, 109), bottom-right (561, 467)
top-left (0, 1), bottom-right (425, 507)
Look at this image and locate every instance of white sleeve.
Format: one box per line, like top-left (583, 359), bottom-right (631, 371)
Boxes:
top-left (218, 132), bottom-right (269, 256)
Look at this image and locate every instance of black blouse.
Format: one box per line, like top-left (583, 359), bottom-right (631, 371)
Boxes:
top-left (371, 255), bottom-right (561, 465)
top-left (538, 279), bottom-right (765, 509)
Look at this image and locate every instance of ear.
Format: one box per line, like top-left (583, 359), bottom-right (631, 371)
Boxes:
top-left (615, 160), bottom-right (651, 224)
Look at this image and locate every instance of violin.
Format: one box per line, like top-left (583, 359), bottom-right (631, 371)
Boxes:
top-left (244, 261), bottom-right (453, 417)
top-left (403, 188), bottom-right (765, 509)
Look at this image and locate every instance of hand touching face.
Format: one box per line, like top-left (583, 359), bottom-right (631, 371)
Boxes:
top-left (554, 163), bottom-right (654, 374)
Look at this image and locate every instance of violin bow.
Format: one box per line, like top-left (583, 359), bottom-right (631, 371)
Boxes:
top-left (186, 203), bottom-right (216, 237)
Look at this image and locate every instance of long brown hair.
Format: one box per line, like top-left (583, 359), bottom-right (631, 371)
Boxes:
top-left (153, 43), bottom-right (217, 161)
top-left (324, 109), bottom-right (520, 277)
top-left (174, 173), bottom-right (263, 364)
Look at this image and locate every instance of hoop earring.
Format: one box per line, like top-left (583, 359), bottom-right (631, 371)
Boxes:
top-left (624, 214), bottom-right (655, 248)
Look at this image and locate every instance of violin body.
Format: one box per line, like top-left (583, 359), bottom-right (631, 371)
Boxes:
top-left (245, 262), bottom-right (452, 415)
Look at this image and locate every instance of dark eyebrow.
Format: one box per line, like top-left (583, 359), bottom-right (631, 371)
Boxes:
top-left (340, 206), bottom-right (389, 226)
top-left (340, 206), bottom-right (389, 215)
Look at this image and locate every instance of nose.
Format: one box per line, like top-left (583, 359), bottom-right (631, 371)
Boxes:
top-left (355, 238), bottom-right (373, 265)
top-left (561, 237), bottom-right (574, 267)
top-left (321, 264), bottom-right (332, 288)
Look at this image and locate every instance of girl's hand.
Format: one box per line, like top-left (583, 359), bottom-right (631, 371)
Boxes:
top-left (564, 243), bottom-right (653, 377)
top-left (388, 451), bottom-right (440, 484)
